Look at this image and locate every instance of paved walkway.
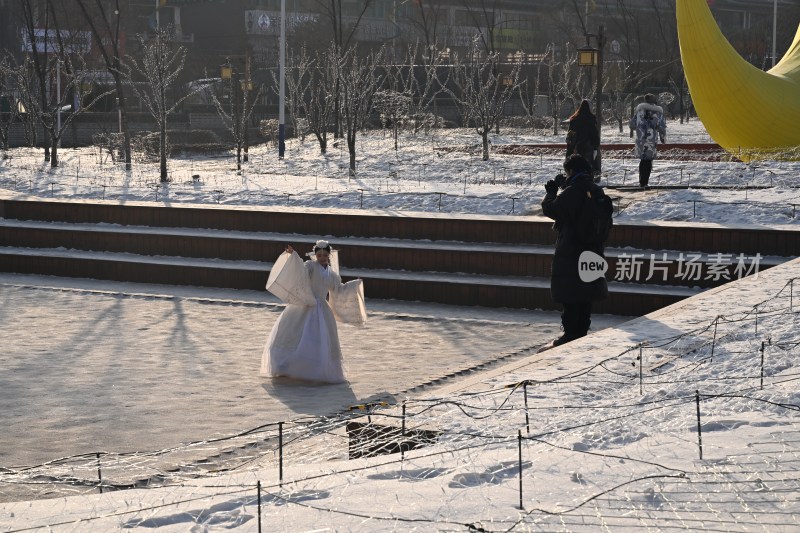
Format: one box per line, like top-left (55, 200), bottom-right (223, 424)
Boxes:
top-left (0, 273), bottom-right (625, 497)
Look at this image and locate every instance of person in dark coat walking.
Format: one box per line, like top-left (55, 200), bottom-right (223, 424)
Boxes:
top-left (566, 100), bottom-right (601, 177)
top-left (541, 154), bottom-right (609, 348)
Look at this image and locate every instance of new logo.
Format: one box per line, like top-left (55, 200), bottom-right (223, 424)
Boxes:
top-left (578, 251), bottom-right (608, 283)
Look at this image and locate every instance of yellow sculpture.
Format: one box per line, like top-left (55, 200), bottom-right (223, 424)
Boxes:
top-left (677, 0), bottom-right (800, 160)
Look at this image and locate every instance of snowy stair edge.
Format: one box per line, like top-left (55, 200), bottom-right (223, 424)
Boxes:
top-left (0, 218), bottom-right (790, 263)
top-left (0, 246), bottom-right (702, 297)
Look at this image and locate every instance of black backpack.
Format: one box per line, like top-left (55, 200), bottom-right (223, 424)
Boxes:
top-left (576, 186), bottom-right (614, 246)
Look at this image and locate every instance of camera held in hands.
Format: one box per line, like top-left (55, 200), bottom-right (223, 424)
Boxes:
top-left (553, 173), bottom-right (567, 189)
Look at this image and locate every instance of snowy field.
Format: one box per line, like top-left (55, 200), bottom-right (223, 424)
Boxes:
top-left (0, 120), bottom-right (799, 226)
top-left (1, 120), bottom-right (800, 531)
top-left (0, 274), bottom-right (628, 485)
top-left (0, 258), bottom-right (798, 531)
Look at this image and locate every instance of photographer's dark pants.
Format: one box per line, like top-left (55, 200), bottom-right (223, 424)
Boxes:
top-left (562, 302), bottom-right (593, 340)
top-left (639, 160), bottom-right (653, 187)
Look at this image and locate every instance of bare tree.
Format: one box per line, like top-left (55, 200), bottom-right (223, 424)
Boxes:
top-left (647, 0), bottom-right (688, 122)
top-left (15, 56), bottom-right (108, 168)
top-left (211, 73), bottom-right (263, 171)
top-left (605, 61), bottom-right (637, 133)
top-left (18, 91), bottom-right (38, 148)
top-left (668, 74), bottom-right (691, 124)
top-left (544, 43), bottom-right (582, 136)
top-left (282, 48), bottom-right (308, 145)
top-left (17, 0), bottom-right (110, 168)
top-left (517, 59), bottom-right (546, 130)
top-left (385, 42), bottom-right (449, 136)
top-left (403, 0), bottom-right (444, 54)
top-left (459, 0), bottom-right (504, 57)
top-left (336, 46), bottom-right (384, 175)
top-left (312, 0), bottom-right (378, 139)
top-left (125, 27), bottom-right (190, 182)
top-left (18, 0), bottom-right (56, 162)
top-left (312, 0), bottom-right (377, 54)
top-left (74, 0), bottom-right (132, 170)
top-left (443, 40), bottom-right (521, 161)
top-left (459, 0), bottom-right (508, 134)
top-left (599, 0), bottom-right (678, 96)
top-left (373, 89), bottom-right (411, 152)
top-left (284, 44), bottom-right (338, 155)
top-left (0, 55), bottom-right (22, 158)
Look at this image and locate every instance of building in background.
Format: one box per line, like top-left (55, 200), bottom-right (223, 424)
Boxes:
top-left (0, 0), bottom-right (796, 144)
top-left (1, 0), bottom-right (795, 84)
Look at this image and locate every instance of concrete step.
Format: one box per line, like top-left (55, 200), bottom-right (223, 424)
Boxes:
top-left (0, 219), bottom-right (785, 289)
top-left (0, 246), bottom-right (698, 315)
top-left (1, 199), bottom-right (793, 314)
top-left (2, 198), bottom-right (800, 256)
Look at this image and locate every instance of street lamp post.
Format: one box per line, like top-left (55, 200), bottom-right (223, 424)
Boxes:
top-left (278, 0), bottom-right (286, 159)
top-left (772, 0), bottom-right (778, 68)
top-left (578, 25), bottom-right (605, 173)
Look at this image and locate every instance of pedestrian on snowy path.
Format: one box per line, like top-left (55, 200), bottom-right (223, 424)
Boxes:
top-left (565, 99), bottom-right (601, 178)
top-left (630, 93), bottom-right (667, 188)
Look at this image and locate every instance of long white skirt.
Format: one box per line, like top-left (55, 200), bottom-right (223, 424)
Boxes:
top-left (260, 300), bottom-right (346, 384)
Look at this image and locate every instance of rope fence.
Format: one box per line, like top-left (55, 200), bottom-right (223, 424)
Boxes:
top-left (2, 275), bottom-right (799, 531)
top-left (1, 143), bottom-right (799, 221)
top-left (1, 174), bottom-right (799, 223)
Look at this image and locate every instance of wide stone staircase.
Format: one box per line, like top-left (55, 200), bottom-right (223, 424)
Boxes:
top-left (0, 197), bottom-right (796, 315)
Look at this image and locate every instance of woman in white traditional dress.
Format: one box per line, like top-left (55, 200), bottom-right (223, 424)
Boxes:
top-left (261, 240), bottom-right (366, 383)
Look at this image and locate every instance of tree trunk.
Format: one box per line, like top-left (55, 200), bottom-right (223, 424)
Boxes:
top-left (333, 78), bottom-right (341, 139)
top-left (481, 131), bottom-right (489, 161)
top-left (25, 116), bottom-right (37, 147)
top-left (122, 114), bottom-right (132, 170)
top-left (393, 122), bottom-right (398, 152)
top-left (117, 89), bottom-right (132, 171)
top-left (39, 86), bottom-right (50, 163)
top-left (43, 132), bottom-right (51, 162)
top-left (160, 120), bottom-right (168, 182)
top-left (243, 122), bottom-right (249, 162)
top-left (348, 136), bottom-right (357, 175)
top-left (50, 136), bottom-right (59, 168)
top-left (236, 144), bottom-right (242, 170)
top-left (552, 104), bottom-right (559, 136)
top-left (314, 129), bottom-right (327, 154)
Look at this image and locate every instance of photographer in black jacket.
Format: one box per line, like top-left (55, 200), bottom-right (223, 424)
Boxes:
top-left (541, 154), bottom-right (609, 348)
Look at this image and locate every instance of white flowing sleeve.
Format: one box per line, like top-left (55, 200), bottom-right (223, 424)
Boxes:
top-left (265, 251), bottom-right (316, 306)
top-left (330, 277), bottom-right (367, 326)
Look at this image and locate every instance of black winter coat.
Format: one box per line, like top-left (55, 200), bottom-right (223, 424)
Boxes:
top-left (541, 172), bottom-right (609, 304)
top-left (566, 114), bottom-right (600, 163)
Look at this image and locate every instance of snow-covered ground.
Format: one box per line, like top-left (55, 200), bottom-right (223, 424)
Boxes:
top-left (0, 274), bottom-right (627, 481)
top-left (0, 259), bottom-right (797, 531)
top-left (1, 120), bottom-right (798, 226)
top-left (1, 120), bottom-right (800, 531)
